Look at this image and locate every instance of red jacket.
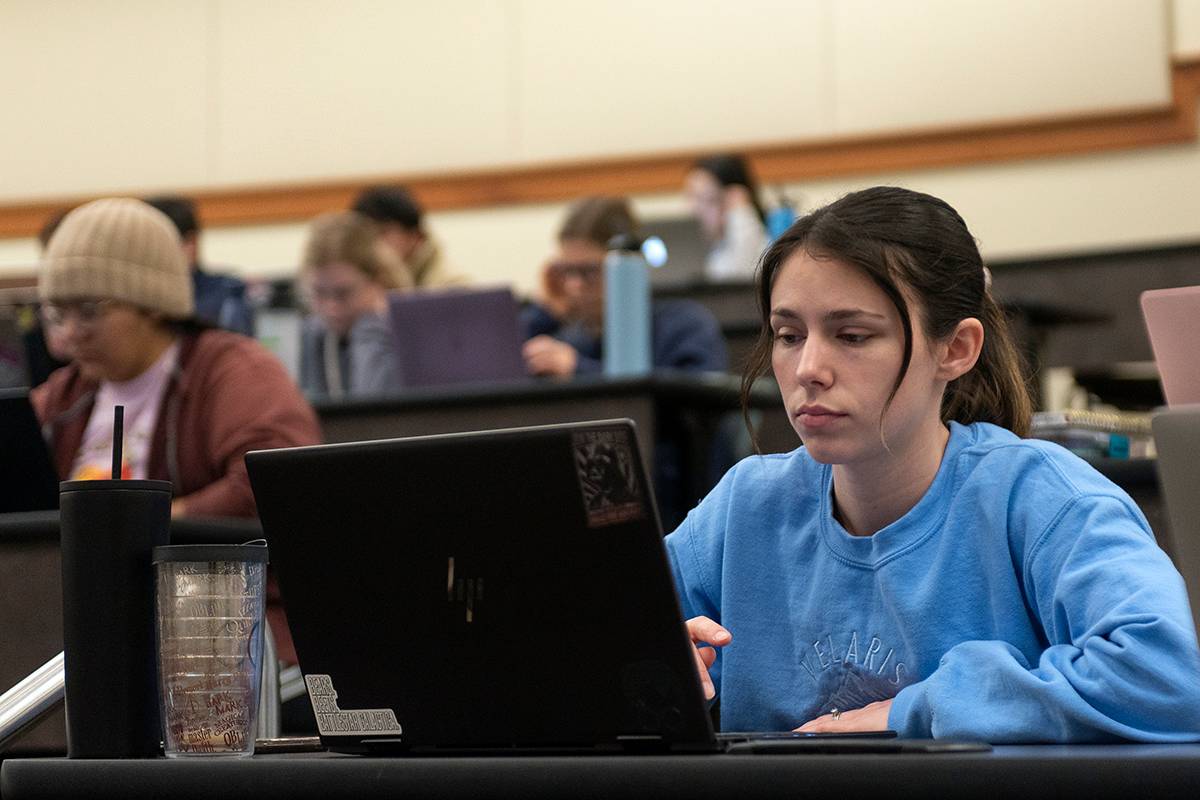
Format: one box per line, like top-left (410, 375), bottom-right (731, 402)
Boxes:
top-left (33, 328), bottom-right (322, 517)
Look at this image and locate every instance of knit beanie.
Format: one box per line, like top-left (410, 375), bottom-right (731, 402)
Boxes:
top-left (39, 198), bottom-right (194, 319)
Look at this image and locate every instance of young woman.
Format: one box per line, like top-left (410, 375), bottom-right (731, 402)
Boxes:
top-left (667, 186), bottom-right (1200, 742)
top-left (684, 154), bottom-right (770, 282)
top-left (33, 198), bottom-right (321, 518)
top-left (298, 211), bottom-right (412, 398)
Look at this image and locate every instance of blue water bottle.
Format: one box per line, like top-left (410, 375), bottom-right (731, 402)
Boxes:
top-left (766, 189), bottom-right (797, 241)
top-left (603, 234), bottom-right (654, 376)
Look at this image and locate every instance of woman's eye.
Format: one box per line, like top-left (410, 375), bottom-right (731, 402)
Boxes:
top-left (839, 333), bottom-right (871, 344)
top-left (773, 331), bottom-right (804, 345)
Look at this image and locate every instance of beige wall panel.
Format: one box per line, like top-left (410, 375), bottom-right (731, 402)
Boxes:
top-left (0, 240), bottom-right (38, 274)
top-left (516, 0), bottom-right (830, 161)
top-left (0, 0), bottom-right (210, 201)
top-left (1174, 0), bottom-right (1200, 56)
top-left (211, 0), bottom-right (516, 183)
top-left (8, 128), bottom-right (1200, 293)
top-left (831, 0), bottom-right (1171, 134)
top-left (782, 139), bottom-right (1200, 263)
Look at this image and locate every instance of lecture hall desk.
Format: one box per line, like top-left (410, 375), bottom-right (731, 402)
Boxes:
top-left (4, 744), bottom-right (1200, 799)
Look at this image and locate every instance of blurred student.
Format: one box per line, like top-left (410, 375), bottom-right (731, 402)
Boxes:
top-left (352, 185), bottom-right (466, 288)
top-left (684, 154), bottom-right (770, 282)
top-left (32, 198), bottom-right (321, 518)
top-left (143, 195), bottom-right (255, 336)
top-left (521, 196), bottom-right (728, 377)
top-left (669, 186), bottom-right (1200, 742)
top-left (19, 208), bottom-right (74, 386)
top-left (298, 211), bottom-right (411, 398)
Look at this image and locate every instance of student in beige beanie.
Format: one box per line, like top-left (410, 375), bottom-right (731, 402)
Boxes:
top-left (32, 197), bottom-right (321, 519)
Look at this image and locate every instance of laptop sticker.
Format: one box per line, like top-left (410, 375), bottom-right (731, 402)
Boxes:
top-left (572, 428), bottom-right (645, 527)
top-left (306, 674), bottom-right (403, 737)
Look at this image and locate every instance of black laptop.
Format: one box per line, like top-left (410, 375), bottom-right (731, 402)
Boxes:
top-left (0, 389), bottom-right (60, 513)
top-left (245, 421), bottom-right (946, 755)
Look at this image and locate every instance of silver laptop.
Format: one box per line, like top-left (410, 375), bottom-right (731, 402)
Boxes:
top-left (1151, 406), bottom-right (1200, 634)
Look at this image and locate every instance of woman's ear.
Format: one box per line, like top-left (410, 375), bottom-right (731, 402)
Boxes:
top-left (937, 317), bottom-right (984, 381)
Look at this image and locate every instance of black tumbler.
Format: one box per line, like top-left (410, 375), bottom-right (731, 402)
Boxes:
top-left (59, 478), bottom-right (171, 758)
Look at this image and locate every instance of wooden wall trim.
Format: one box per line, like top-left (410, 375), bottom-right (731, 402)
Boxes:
top-left (3, 58), bottom-right (1200, 241)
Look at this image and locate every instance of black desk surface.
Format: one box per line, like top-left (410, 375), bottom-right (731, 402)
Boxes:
top-left (0, 510), bottom-right (262, 544)
top-left (4, 745), bottom-right (1199, 799)
top-left (311, 371), bottom-right (782, 418)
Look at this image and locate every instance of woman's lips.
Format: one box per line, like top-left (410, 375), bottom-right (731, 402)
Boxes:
top-left (796, 408), bottom-right (847, 429)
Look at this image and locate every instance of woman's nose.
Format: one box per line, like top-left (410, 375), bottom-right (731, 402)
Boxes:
top-left (794, 336), bottom-right (833, 387)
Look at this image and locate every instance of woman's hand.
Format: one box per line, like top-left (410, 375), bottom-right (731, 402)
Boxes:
top-left (685, 616), bottom-right (731, 700)
top-left (794, 698), bottom-right (893, 733)
top-left (538, 262), bottom-right (573, 320)
top-left (522, 335), bottom-right (578, 377)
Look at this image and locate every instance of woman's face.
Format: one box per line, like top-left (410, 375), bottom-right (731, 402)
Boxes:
top-left (45, 299), bottom-right (170, 382)
top-left (769, 250), bottom-right (949, 470)
top-left (684, 169), bottom-right (725, 242)
top-left (547, 238), bottom-right (606, 326)
top-left (307, 261), bottom-right (386, 338)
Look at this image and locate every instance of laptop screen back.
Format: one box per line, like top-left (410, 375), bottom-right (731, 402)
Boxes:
top-left (246, 420), bottom-right (714, 752)
top-left (0, 312), bottom-right (29, 390)
top-left (1140, 286), bottom-right (1200, 406)
top-left (0, 389), bottom-right (60, 513)
top-left (1152, 407), bottom-right (1200, 635)
top-left (387, 287), bottom-right (527, 389)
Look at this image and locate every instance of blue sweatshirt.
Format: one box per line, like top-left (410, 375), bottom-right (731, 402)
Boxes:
top-left (666, 421), bottom-right (1200, 742)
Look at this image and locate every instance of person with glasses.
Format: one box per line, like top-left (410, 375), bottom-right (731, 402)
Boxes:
top-left (31, 198), bottom-right (321, 518)
top-left (297, 211), bottom-right (412, 398)
top-left (520, 196), bottom-right (729, 377)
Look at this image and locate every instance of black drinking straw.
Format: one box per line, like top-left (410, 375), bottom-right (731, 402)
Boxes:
top-left (111, 405), bottom-right (124, 480)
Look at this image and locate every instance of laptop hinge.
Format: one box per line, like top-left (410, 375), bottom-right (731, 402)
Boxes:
top-left (616, 734), bottom-right (668, 753)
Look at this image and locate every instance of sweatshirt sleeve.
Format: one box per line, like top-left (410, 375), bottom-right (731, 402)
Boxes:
top-left (177, 341), bottom-right (322, 518)
top-left (664, 479), bottom-right (733, 695)
top-left (348, 314), bottom-right (403, 396)
top-left (889, 492), bottom-right (1200, 742)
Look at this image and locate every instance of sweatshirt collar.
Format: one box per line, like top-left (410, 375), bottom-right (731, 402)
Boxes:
top-left (818, 422), bottom-right (976, 568)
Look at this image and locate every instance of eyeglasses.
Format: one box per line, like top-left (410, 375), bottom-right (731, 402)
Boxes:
top-left (549, 261), bottom-right (603, 282)
top-left (40, 299), bottom-right (119, 328)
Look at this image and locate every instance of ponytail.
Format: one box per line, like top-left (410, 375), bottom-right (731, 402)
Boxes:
top-left (941, 293), bottom-right (1033, 437)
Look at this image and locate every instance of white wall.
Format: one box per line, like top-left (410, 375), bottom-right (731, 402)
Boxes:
top-left (0, 0), bottom-right (1192, 294)
top-left (1175, 0), bottom-right (1200, 56)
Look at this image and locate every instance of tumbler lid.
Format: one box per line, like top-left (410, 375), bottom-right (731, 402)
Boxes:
top-left (153, 541), bottom-right (268, 564)
top-left (60, 479), bottom-right (173, 494)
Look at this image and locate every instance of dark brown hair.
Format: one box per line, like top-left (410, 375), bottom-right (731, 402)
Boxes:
top-left (557, 196), bottom-right (639, 248)
top-left (693, 153), bottom-right (767, 227)
top-left (740, 186), bottom-right (1032, 442)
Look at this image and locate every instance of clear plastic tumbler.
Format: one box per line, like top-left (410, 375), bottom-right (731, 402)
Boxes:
top-left (153, 542), bottom-right (268, 757)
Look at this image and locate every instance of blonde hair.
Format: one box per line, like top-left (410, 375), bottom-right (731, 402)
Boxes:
top-left (301, 211), bottom-right (412, 290)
